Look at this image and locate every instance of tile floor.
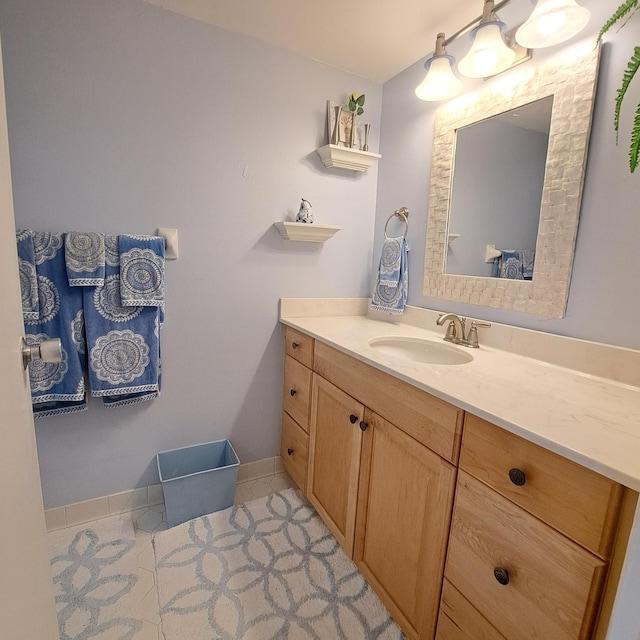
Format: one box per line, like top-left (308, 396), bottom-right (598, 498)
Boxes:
top-left (80, 471), bottom-right (294, 640)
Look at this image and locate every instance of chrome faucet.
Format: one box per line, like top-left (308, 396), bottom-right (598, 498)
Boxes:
top-left (436, 313), bottom-right (491, 348)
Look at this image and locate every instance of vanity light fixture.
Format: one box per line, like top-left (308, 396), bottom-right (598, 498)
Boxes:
top-left (515, 0), bottom-right (591, 49)
top-left (415, 0), bottom-right (591, 101)
top-left (415, 33), bottom-right (463, 101)
top-left (458, 1), bottom-right (516, 79)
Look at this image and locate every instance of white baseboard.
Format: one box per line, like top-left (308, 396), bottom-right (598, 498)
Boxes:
top-left (45, 456), bottom-right (284, 532)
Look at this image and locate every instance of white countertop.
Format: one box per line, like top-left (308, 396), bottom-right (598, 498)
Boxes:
top-left (280, 301), bottom-right (640, 491)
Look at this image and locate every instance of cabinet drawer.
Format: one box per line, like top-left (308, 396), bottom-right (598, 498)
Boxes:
top-left (445, 471), bottom-right (607, 640)
top-left (436, 579), bottom-right (506, 640)
top-left (280, 412), bottom-right (308, 492)
top-left (460, 414), bottom-right (623, 558)
top-left (284, 326), bottom-right (314, 368)
top-left (314, 341), bottom-right (463, 463)
top-left (283, 355), bottom-right (311, 432)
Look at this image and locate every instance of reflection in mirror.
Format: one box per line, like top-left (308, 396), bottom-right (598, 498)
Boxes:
top-left (445, 96), bottom-right (553, 279)
top-left (423, 44), bottom-right (600, 318)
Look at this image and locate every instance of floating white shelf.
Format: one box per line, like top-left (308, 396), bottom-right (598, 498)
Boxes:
top-left (448, 233), bottom-right (461, 245)
top-left (316, 144), bottom-right (381, 172)
top-left (485, 244), bottom-right (503, 263)
top-left (274, 221), bottom-right (341, 243)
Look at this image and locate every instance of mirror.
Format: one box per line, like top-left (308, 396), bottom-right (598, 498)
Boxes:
top-left (423, 44), bottom-right (600, 318)
top-left (445, 96), bottom-right (553, 278)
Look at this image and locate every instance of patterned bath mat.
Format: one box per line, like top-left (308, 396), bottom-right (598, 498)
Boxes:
top-left (48, 515), bottom-right (142, 640)
top-left (153, 488), bottom-right (405, 639)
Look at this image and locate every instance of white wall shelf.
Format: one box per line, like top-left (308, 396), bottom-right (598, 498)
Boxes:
top-left (274, 221), bottom-right (341, 243)
top-left (316, 144), bottom-right (381, 172)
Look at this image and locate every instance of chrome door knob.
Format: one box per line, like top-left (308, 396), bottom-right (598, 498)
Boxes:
top-left (21, 337), bottom-right (63, 369)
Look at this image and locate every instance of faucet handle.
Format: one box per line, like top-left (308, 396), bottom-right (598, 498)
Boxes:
top-left (444, 320), bottom-right (457, 342)
top-left (466, 320), bottom-right (491, 348)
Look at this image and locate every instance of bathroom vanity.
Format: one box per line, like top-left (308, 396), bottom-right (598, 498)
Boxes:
top-left (279, 299), bottom-right (640, 640)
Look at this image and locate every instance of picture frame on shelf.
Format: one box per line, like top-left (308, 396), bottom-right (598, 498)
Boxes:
top-left (327, 100), bottom-right (362, 148)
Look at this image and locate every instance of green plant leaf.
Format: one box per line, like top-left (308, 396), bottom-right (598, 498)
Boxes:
top-left (357, 107), bottom-right (364, 116)
top-left (630, 101), bottom-right (640, 172)
top-left (614, 46), bottom-right (640, 141)
top-left (597, 0), bottom-right (639, 42)
top-left (348, 99), bottom-right (356, 112)
top-left (356, 94), bottom-right (365, 107)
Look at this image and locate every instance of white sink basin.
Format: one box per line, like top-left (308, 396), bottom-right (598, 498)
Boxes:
top-left (369, 336), bottom-right (473, 365)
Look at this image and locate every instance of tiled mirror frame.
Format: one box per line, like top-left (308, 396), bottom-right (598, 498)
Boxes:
top-left (423, 44), bottom-right (600, 318)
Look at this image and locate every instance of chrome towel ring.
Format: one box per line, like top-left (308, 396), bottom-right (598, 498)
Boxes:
top-left (384, 207), bottom-right (409, 239)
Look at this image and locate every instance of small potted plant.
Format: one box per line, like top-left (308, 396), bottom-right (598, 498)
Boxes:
top-left (347, 93), bottom-right (365, 148)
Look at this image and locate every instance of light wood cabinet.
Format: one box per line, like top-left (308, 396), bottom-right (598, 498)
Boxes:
top-left (354, 410), bottom-right (457, 640)
top-left (284, 326), bottom-right (314, 368)
top-left (313, 341), bottom-right (463, 463)
top-left (438, 414), bottom-right (624, 640)
top-left (307, 374), bottom-right (364, 556)
top-left (280, 412), bottom-right (309, 491)
top-left (460, 415), bottom-right (623, 558)
top-left (306, 341), bottom-right (462, 639)
top-left (280, 327), bottom-right (626, 640)
top-left (438, 579), bottom-right (506, 640)
top-left (280, 327), bottom-right (314, 491)
top-left (282, 355), bottom-right (311, 431)
top-left (445, 470), bottom-right (608, 640)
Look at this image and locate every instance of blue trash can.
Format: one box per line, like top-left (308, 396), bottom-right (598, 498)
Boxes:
top-left (157, 439), bottom-right (240, 527)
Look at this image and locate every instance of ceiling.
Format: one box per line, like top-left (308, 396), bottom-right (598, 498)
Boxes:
top-left (140, 0), bottom-right (480, 83)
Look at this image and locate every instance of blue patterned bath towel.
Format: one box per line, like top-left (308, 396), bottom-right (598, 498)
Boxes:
top-left (22, 231), bottom-right (87, 418)
top-left (119, 235), bottom-right (165, 307)
top-left (16, 229), bottom-right (39, 323)
top-left (84, 236), bottom-right (162, 407)
top-left (371, 237), bottom-right (408, 314)
top-left (65, 231), bottom-right (105, 286)
top-left (500, 249), bottom-right (535, 280)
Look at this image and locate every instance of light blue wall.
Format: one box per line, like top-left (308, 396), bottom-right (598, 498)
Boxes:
top-left (376, 0), bottom-right (640, 349)
top-left (0, 0), bottom-right (382, 507)
top-left (3, 0), bottom-right (639, 508)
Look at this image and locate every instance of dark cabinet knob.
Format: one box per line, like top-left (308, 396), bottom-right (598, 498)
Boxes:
top-left (493, 567), bottom-right (510, 585)
top-left (291, 342), bottom-right (299, 349)
top-left (349, 414), bottom-right (358, 424)
top-left (290, 389), bottom-right (296, 396)
top-left (509, 468), bottom-right (526, 486)
top-left (359, 421), bottom-right (368, 431)
top-left (287, 448), bottom-right (294, 456)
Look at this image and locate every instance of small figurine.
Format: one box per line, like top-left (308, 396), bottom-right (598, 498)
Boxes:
top-left (296, 198), bottom-right (313, 223)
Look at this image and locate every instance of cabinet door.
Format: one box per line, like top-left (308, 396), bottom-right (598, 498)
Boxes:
top-left (354, 410), bottom-right (457, 640)
top-left (308, 374), bottom-right (364, 557)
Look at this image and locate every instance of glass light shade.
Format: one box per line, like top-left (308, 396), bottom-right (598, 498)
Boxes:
top-left (458, 21), bottom-right (517, 79)
top-left (515, 0), bottom-right (590, 49)
top-left (415, 56), bottom-right (463, 101)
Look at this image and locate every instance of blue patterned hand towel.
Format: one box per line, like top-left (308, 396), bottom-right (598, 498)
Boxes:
top-left (119, 235), bottom-right (165, 307)
top-left (84, 246), bottom-right (161, 407)
top-left (24, 232), bottom-right (87, 419)
top-left (16, 229), bottom-right (39, 322)
top-left (371, 237), bottom-right (408, 314)
top-left (65, 231), bottom-right (105, 286)
top-left (500, 250), bottom-right (535, 280)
